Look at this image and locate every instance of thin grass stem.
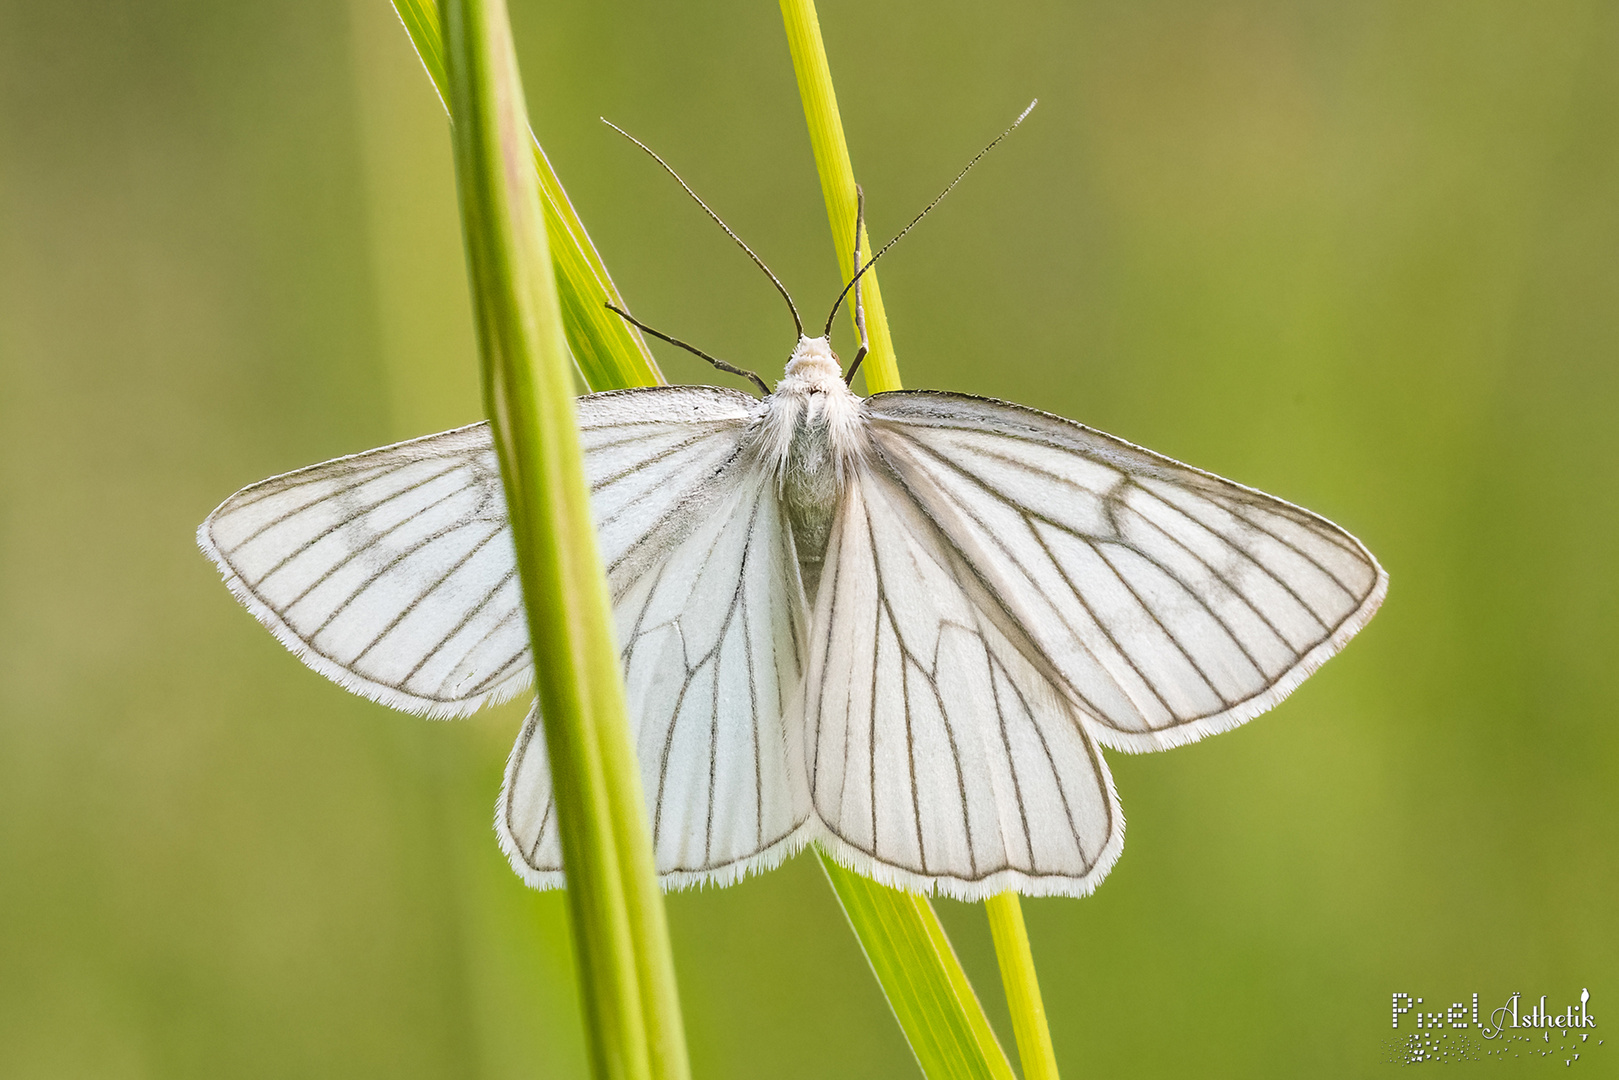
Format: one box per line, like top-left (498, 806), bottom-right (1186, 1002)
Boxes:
top-left (779, 0), bottom-right (901, 393)
top-left (781, 3), bottom-right (1032, 1078)
top-left (986, 893), bottom-right (1061, 1080)
top-left (820, 857), bottom-right (1018, 1080)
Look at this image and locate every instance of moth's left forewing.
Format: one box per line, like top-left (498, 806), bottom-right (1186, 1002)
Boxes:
top-left (864, 392), bottom-right (1387, 754)
top-left (575, 385), bottom-right (762, 594)
top-left (197, 423), bottom-right (532, 718)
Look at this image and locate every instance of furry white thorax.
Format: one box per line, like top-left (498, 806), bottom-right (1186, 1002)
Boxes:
top-left (751, 335), bottom-right (867, 474)
top-left (745, 335), bottom-right (870, 599)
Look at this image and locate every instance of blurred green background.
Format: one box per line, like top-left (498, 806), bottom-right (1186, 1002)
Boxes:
top-left (2, 0), bottom-right (1615, 1076)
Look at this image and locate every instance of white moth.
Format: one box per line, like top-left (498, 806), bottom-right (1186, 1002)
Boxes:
top-left (201, 109), bottom-right (1384, 899)
top-left (198, 332), bottom-right (1385, 901)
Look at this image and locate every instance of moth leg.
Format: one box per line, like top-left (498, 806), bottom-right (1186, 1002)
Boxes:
top-left (605, 302), bottom-right (771, 397)
top-left (844, 185), bottom-right (871, 386)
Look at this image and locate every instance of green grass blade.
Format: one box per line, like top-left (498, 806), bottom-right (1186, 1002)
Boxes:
top-left (820, 855), bottom-right (1016, 1080)
top-left (441, 1), bottom-right (687, 1078)
top-left (391, 0), bottom-right (450, 109)
top-left (986, 894), bottom-right (1061, 1080)
top-left (411, 3), bottom-right (1036, 1077)
top-left (782, 3), bottom-right (1026, 1078)
top-left (393, 0), bottom-right (663, 391)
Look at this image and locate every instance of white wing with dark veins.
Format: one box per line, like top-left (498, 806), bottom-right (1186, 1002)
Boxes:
top-left (803, 454), bottom-right (1124, 901)
top-left (204, 384), bottom-right (816, 888)
top-left (198, 386), bottom-right (765, 718)
top-left (498, 449), bottom-right (815, 889)
top-left (197, 422), bottom-right (527, 717)
top-left (864, 391), bottom-right (1387, 753)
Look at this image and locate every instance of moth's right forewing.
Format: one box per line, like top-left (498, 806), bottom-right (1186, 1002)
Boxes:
top-left (865, 392), bottom-right (1387, 753)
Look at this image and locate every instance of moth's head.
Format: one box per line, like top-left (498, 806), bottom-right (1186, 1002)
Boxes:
top-left (781, 335), bottom-right (843, 390)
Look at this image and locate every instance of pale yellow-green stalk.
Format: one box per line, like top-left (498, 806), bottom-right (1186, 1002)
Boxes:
top-left (780, 3), bottom-right (1061, 1078)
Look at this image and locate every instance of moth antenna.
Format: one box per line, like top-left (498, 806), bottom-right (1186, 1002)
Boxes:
top-left (844, 185), bottom-right (871, 385)
top-left (605, 303), bottom-right (772, 397)
top-left (823, 99), bottom-right (1038, 338)
top-left (603, 118), bottom-right (804, 339)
